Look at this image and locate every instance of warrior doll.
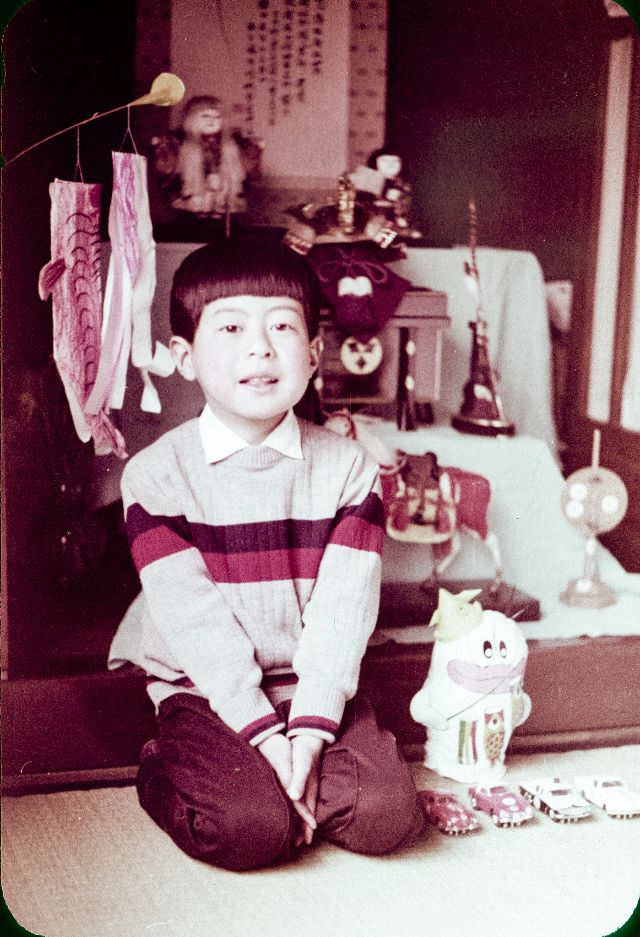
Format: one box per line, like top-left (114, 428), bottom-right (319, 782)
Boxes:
top-left (151, 95), bottom-right (246, 217)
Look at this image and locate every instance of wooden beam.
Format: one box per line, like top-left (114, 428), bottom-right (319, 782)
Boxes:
top-left (611, 35), bottom-right (640, 424)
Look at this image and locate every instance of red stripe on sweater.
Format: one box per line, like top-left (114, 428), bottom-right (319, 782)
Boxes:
top-left (128, 497), bottom-right (383, 576)
top-left (202, 546), bottom-right (324, 583)
top-left (328, 515), bottom-right (384, 553)
top-left (288, 716), bottom-right (339, 735)
top-left (239, 713), bottom-right (282, 741)
top-left (131, 524), bottom-right (192, 571)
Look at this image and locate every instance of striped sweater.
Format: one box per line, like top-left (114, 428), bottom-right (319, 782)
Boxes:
top-left (117, 416), bottom-right (384, 746)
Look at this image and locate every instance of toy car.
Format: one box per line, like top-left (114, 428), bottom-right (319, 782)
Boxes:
top-left (519, 777), bottom-right (592, 823)
top-left (575, 775), bottom-right (640, 819)
top-left (418, 789), bottom-right (481, 835)
top-left (468, 784), bottom-right (534, 827)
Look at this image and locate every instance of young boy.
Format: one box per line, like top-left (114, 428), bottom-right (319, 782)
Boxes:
top-left (115, 239), bottom-right (426, 870)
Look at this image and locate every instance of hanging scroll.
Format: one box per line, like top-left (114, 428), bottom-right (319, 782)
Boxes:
top-left (243, 0), bottom-right (326, 131)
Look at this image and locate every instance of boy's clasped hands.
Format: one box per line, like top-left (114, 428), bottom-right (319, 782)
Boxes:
top-left (258, 733), bottom-right (324, 846)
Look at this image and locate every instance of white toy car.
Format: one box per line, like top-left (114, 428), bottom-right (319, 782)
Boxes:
top-left (575, 775), bottom-right (640, 819)
top-left (519, 777), bottom-right (592, 823)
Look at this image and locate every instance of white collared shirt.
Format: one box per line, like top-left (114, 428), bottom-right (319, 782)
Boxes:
top-left (198, 405), bottom-right (303, 464)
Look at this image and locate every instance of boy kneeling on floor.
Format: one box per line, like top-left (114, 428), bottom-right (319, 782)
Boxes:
top-left (110, 238), bottom-right (427, 870)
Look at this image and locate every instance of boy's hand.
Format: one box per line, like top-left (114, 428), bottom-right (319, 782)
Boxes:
top-left (257, 733), bottom-right (318, 840)
top-left (257, 733), bottom-right (293, 792)
top-left (287, 735), bottom-right (325, 845)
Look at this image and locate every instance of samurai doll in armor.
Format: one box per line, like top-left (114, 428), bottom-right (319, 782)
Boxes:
top-left (150, 95), bottom-right (247, 218)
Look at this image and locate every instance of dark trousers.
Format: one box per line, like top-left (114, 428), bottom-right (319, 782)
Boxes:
top-left (137, 692), bottom-right (427, 871)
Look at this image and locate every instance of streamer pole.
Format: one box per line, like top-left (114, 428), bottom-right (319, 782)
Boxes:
top-left (3, 72), bottom-right (185, 168)
top-left (4, 102), bottom-right (134, 167)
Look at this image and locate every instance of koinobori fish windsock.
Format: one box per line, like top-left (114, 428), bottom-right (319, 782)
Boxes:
top-left (38, 179), bottom-right (127, 458)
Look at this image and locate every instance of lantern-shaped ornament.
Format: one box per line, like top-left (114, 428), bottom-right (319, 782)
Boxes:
top-left (560, 430), bottom-right (628, 608)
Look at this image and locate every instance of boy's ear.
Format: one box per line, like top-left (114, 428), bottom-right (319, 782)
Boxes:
top-left (309, 335), bottom-right (323, 371)
top-left (170, 336), bottom-right (196, 381)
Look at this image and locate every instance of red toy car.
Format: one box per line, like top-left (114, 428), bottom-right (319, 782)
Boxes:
top-left (468, 784), bottom-right (534, 827)
top-left (419, 789), bottom-right (481, 835)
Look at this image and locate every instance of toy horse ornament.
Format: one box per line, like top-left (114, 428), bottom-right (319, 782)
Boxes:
top-left (384, 451), bottom-right (504, 588)
top-left (323, 410), bottom-right (503, 589)
top-left (409, 588), bottom-right (531, 783)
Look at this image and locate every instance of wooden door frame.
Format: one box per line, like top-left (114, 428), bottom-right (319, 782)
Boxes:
top-left (564, 17), bottom-right (640, 569)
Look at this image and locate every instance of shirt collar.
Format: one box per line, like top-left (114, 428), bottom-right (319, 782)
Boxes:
top-left (199, 405), bottom-right (303, 463)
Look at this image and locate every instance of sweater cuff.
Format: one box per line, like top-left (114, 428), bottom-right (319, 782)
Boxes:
top-left (216, 688), bottom-right (285, 747)
top-left (286, 679), bottom-right (347, 744)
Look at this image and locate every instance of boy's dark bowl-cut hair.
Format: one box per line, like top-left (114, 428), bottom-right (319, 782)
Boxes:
top-left (170, 238), bottom-right (322, 343)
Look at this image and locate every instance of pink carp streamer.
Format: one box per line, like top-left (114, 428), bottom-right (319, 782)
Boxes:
top-left (38, 179), bottom-right (127, 458)
top-left (85, 152), bottom-right (164, 417)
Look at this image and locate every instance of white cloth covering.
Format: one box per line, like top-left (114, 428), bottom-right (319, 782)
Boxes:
top-left (390, 247), bottom-right (558, 456)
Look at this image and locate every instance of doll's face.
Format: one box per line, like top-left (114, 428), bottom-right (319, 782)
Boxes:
top-left (185, 106), bottom-right (222, 137)
top-left (376, 154), bottom-right (402, 179)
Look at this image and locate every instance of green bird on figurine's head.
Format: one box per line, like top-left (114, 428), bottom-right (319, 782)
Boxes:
top-left (430, 588), bottom-right (483, 642)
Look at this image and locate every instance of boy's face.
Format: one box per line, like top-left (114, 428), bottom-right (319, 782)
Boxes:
top-left (171, 295), bottom-right (321, 443)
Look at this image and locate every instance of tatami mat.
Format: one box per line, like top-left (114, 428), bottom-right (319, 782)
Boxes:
top-left (3, 745), bottom-right (640, 937)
